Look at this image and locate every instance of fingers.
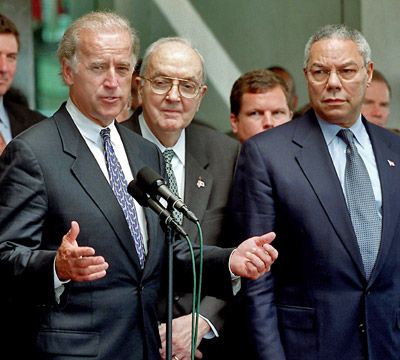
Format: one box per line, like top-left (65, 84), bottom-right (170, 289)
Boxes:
top-left (64, 221), bottom-right (80, 244)
top-left (56, 221), bottom-right (108, 282)
top-left (254, 231), bottom-right (276, 246)
top-left (67, 256), bottom-right (109, 282)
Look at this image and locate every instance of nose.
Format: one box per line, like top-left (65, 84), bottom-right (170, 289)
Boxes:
top-left (370, 104), bottom-right (382, 118)
top-left (0, 54), bottom-right (8, 72)
top-left (165, 82), bottom-right (181, 101)
top-left (326, 70), bottom-right (342, 89)
top-left (262, 112), bottom-right (274, 129)
top-left (104, 68), bottom-right (118, 88)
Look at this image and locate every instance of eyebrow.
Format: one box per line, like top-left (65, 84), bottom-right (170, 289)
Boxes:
top-left (310, 61), bottom-right (359, 68)
top-left (150, 71), bottom-right (199, 82)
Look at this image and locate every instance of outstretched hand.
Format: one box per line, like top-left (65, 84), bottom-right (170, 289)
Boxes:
top-left (55, 221), bottom-right (109, 282)
top-left (230, 232), bottom-right (278, 280)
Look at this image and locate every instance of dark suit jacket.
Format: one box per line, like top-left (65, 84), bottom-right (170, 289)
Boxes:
top-left (0, 104), bottom-right (234, 359)
top-left (123, 110), bottom-right (240, 332)
top-left (230, 109), bottom-right (400, 360)
top-left (4, 97), bottom-right (45, 137)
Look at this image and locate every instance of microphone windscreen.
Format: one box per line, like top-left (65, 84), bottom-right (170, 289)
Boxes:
top-left (136, 166), bottom-right (165, 192)
top-left (127, 180), bottom-right (148, 207)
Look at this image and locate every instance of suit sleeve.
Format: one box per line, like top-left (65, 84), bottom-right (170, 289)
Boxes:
top-left (229, 139), bottom-right (286, 359)
top-left (0, 139), bottom-right (57, 305)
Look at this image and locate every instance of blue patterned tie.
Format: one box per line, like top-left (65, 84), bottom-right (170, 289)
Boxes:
top-left (101, 128), bottom-right (145, 268)
top-left (162, 149), bottom-right (183, 224)
top-left (338, 129), bottom-right (381, 279)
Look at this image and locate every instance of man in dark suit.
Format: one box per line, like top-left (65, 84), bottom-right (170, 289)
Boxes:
top-left (0, 12), bottom-right (278, 360)
top-left (0, 13), bottom-right (44, 154)
top-left (230, 24), bottom-right (400, 359)
top-left (122, 37), bottom-right (241, 359)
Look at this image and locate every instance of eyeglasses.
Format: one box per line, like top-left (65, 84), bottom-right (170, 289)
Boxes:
top-left (141, 76), bottom-right (202, 99)
top-left (307, 65), bottom-right (366, 83)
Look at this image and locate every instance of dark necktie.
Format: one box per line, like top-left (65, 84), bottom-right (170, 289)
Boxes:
top-left (162, 149), bottom-right (183, 224)
top-left (100, 128), bottom-right (145, 268)
top-left (337, 129), bottom-right (381, 279)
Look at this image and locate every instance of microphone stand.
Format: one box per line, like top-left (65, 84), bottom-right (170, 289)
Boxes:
top-left (165, 225), bottom-right (175, 360)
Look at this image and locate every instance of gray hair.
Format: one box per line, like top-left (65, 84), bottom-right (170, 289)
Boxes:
top-left (140, 37), bottom-right (206, 83)
top-left (57, 11), bottom-right (139, 71)
top-left (303, 24), bottom-right (371, 68)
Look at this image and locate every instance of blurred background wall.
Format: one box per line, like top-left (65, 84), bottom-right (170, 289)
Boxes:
top-left (1, 0), bottom-right (399, 131)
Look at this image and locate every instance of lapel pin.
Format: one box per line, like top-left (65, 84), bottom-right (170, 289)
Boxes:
top-left (387, 160), bottom-right (396, 167)
top-left (196, 177), bottom-right (205, 188)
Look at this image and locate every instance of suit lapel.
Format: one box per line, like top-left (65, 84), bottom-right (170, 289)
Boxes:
top-left (54, 107), bottom-right (143, 275)
top-left (293, 112), bottom-right (365, 277)
top-left (183, 150), bottom-right (213, 242)
top-left (365, 122), bottom-right (400, 284)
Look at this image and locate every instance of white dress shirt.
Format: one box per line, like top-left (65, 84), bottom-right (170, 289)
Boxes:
top-left (0, 96), bottom-right (12, 144)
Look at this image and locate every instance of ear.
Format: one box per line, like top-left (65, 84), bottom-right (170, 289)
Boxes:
top-left (303, 67), bottom-right (308, 81)
top-left (62, 58), bottom-right (74, 86)
top-left (199, 84), bottom-right (208, 98)
top-left (230, 113), bottom-right (239, 133)
top-left (195, 85), bottom-right (208, 112)
top-left (366, 62), bottom-right (374, 86)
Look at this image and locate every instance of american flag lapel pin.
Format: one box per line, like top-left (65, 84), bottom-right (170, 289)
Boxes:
top-left (387, 160), bottom-right (396, 167)
top-left (196, 176), bottom-right (205, 188)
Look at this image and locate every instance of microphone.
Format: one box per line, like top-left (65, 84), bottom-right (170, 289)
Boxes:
top-left (136, 166), bottom-right (198, 223)
top-left (127, 179), bottom-right (188, 237)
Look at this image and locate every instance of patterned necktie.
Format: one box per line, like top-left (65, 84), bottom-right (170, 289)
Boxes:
top-left (100, 128), bottom-right (145, 268)
top-left (337, 129), bottom-right (381, 279)
top-left (162, 149), bottom-right (183, 224)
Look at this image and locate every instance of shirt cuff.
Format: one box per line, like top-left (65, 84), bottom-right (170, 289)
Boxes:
top-left (54, 258), bottom-right (70, 303)
top-left (199, 314), bottom-right (218, 339)
top-left (228, 249), bottom-right (242, 296)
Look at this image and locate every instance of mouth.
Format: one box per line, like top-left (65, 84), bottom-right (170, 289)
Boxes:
top-left (161, 108), bottom-right (181, 115)
top-left (323, 98), bottom-right (346, 105)
top-left (101, 96), bottom-right (120, 104)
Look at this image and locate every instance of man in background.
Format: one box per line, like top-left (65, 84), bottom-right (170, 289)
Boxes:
top-left (0, 13), bottom-right (44, 154)
top-left (268, 65), bottom-right (298, 111)
top-left (361, 69), bottom-right (391, 127)
top-left (123, 37), bottom-right (240, 359)
top-left (230, 69), bottom-right (292, 143)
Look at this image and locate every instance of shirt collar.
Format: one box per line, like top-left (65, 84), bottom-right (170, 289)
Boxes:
top-left (138, 113), bottom-right (186, 165)
top-left (66, 98), bottom-right (118, 147)
top-left (317, 113), bottom-right (368, 148)
top-left (0, 97), bottom-right (8, 128)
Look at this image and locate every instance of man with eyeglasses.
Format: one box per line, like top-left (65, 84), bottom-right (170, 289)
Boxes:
top-left (122, 37), bottom-right (240, 359)
top-left (229, 24), bottom-right (400, 359)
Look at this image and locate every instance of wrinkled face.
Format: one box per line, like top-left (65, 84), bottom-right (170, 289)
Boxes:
top-left (304, 38), bottom-right (373, 127)
top-left (62, 29), bottom-right (134, 126)
top-left (0, 33), bottom-right (18, 96)
top-left (230, 87), bottom-right (292, 143)
top-left (361, 80), bottom-right (390, 127)
top-left (138, 42), bottom-right (207, 141)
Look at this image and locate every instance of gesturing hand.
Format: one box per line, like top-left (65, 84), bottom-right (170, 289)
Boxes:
top-left (55, 221), bottom-right (109, 282)
top-left (230, 232), bottom-right (278, 280)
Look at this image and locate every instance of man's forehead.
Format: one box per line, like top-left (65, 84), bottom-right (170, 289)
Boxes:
top-left (309, 38), bottom-right (362, 62)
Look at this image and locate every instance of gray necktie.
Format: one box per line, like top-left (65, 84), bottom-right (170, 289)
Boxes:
top-left (101, 128), bottom-right (145, 268)
top-left (162, 149), bottom-right (183, 224)
top-left (337, 129), bottom-right (381, 279)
